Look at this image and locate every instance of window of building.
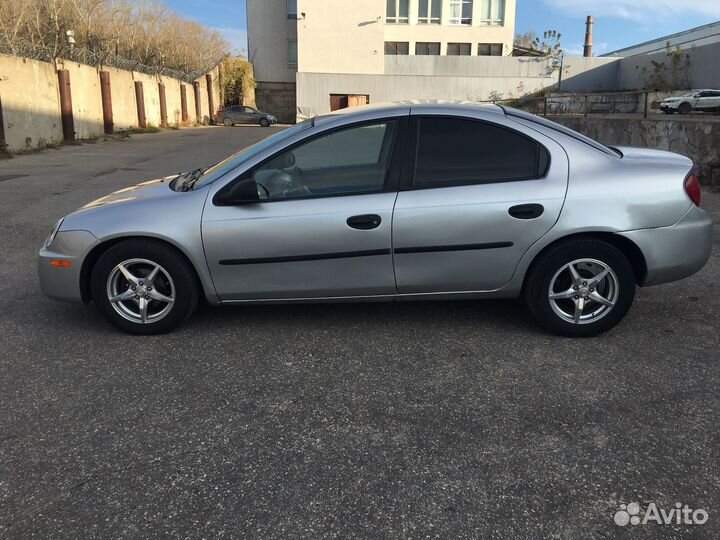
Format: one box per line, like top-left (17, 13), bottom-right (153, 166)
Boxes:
top-left (447, 43), bottom-right (472, 56)
top-left (414, 117), bottom-right (549, 187)
top-left (386, 0), bottom-right (409, 23)
top-left (480, 0), bottom-right (505, 25)
top-left (449, 0), bottom-right (473, 25)
top-left (478, 43), bottom-right (503, 56)
top-left (415, 42), bottom-right (441, 55)
top-left (288, 40), bottom-right (297, 68)
top-left (287, 0), bottom-right (297, 19)
top-left (385, 41), bottom-right (410, 55)
top-left (418, 0), bottom-right (442, 24)
top-left (251, 121), bottom-right (399, 200)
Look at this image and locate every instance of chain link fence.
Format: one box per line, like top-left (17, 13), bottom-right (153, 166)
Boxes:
top-left (0, 39), bottom-right (218, 83)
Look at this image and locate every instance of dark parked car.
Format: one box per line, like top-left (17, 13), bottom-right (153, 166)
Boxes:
top-left (216, 105), bottom-right (277, 127)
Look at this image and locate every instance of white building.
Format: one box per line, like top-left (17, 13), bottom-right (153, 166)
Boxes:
top-left (247, 0), bottom-right (517, 121)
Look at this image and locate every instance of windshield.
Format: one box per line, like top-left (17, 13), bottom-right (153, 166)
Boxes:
top-left (190, 120), bottom-right (312, 190)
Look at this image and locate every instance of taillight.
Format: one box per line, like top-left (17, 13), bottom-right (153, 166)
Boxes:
top-left (684, 171), bottom-right (701, 207)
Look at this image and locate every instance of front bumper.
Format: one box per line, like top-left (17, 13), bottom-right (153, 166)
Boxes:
top-left (619, 205), bottom-right (713, 286)
top-left (38, 230), bottom-right (98, 303)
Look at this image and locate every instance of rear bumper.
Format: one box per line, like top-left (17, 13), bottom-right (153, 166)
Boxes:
top-left (619, 205), bottom-right (713, 286)
top-left (38, 230), bottom-right (98, 303)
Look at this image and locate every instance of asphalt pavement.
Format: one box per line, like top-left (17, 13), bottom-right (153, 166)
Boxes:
top-left (1, 125), bottom-right (719, 539)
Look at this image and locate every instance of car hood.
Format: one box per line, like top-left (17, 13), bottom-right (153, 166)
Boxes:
top-left (614, 146), bottom-right (693, 167)
top-left (79, 177), bottom-right (176, 210)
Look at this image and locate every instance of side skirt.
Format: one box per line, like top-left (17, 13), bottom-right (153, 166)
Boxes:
top-left (218, 288), bottom-right (520, 305)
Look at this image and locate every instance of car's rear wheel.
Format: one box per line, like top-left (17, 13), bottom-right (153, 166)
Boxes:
top-left (223, 117), bottom-right (233, 127)
top-left (91, 239), bottom-right (199, 335)
top-left (525, 239), bottom-right (636, 337)
top-left (678, 102), bottom-right (692, 115)
top-left (259, 118), bottom-right (270, 127)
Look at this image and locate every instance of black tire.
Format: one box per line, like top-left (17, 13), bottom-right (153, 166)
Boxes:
top-left (524, 238), bottom-right (636, 337)
top-left (663, 109), bottom-right (674, 115)
top-left (678, 102), bottom-right (692, 115)
top-left (259, 118), bottom-right (270, 127)
top-left (223, 117), bottom-right (233, 127)
top-left (90, 239), bottom-right (199, 335)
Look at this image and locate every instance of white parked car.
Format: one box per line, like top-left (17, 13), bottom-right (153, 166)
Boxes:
top-left (660, 90), bottom-right (720, 115)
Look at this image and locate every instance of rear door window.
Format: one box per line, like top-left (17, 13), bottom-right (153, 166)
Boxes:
top-left (413, 117), bottom-right (549, 188)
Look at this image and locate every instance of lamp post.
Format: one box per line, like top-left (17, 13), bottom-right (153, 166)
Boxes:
top-left (557, 51), bottom-right (565, 90)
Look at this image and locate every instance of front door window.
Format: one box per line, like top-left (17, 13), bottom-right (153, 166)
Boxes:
top-left (251, 121), bottom-right (399, 200)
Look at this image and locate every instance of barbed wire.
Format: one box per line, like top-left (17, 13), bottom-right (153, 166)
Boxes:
top-left (0, 39), bottom-right (221, 83)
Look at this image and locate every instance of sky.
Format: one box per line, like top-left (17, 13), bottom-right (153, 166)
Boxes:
top-left (165, 0), bottom-right (249, 56)
top-left (164, 0), bottom-right (720, 58)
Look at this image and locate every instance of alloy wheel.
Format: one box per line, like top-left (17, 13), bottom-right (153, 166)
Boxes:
top-left (547, 258), bottom-right (619, 325)
top-left (106, 258), bottom-right (175, 324)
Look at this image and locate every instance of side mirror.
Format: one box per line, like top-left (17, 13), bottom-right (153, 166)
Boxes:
top-left (214, 177), bottom-right (260, 205)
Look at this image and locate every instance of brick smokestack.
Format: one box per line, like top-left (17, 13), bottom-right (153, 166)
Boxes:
top-left (583, 15), bottom-right (594, 57)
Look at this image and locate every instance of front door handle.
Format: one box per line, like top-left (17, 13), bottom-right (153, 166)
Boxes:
top-left (347, 214), bottom-right (382, 230)
top-left (508, 204), bottom-right (544, 220)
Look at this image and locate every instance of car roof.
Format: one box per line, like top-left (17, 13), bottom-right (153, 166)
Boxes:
top-left (313, 101), bottom-right (505, 126)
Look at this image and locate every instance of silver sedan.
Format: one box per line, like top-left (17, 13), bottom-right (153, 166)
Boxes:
top-left (38, 103), bottom-right (713, 336)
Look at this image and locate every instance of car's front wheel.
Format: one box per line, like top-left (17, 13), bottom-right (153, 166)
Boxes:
top-left (259, 118), bottom-right (270, 127)
top-left (223, 117), bottom-right (233, 126)
top-left (524, 239), bottom-right (636, 337)
top-left (91, 239), bottom-right (199, 335)
top-left (678, 102), bottom-right (692, 115)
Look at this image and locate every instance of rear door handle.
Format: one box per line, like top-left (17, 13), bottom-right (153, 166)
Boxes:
top-left (347, 214), bottom-right (382, 230)
top-left (508, 204), bottom-right (544, 220)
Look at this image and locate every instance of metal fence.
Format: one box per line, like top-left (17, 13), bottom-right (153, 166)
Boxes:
top-left (0, 39), bottom-right (218, 83)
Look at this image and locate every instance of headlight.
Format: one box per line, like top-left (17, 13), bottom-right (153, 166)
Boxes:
top-left (44, 218), bottom-right (64, 248)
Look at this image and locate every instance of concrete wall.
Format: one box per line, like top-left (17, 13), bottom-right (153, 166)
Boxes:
top-left (160, 75), bottom-right (182, 126)
top-left (518, 91), bottom-right (677, 116)
top-left (560, 57), bottom-right (621, 92)
top-left (256, 81), bottom-right (297, 124)
top-left (0, 55), bottom-right (63, 150)
top-left (63, 61), bottom-right (104, 139)
top-left (551, 116), bottom-right (720, 184)
top-left (134, 71), bottom-right (162, 127)
top-left (0, 54), bottom-right (221, 151)
top-left (297, 56), bottom-right (620, 118)
top-left (104, 66), bottom-right (138, 131)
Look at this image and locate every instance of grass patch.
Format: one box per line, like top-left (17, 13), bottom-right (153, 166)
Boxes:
top-left (119, 126), bottom-right (162, 136)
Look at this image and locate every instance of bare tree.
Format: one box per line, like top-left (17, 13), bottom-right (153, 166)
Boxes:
top-left (0, 0), bottom-right (229, 75)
